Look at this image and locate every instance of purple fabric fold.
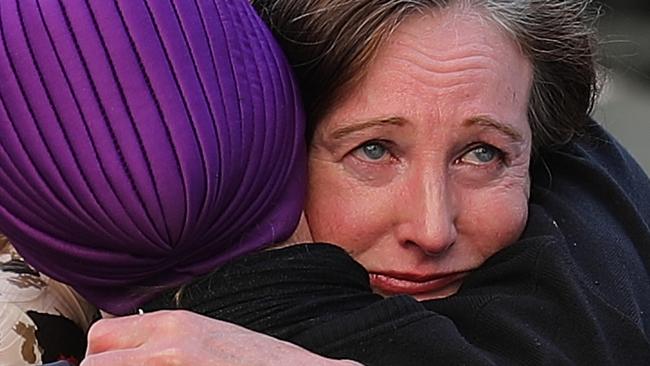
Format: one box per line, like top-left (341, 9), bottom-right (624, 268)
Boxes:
top-left (0, 0), bottom-right (306, 314)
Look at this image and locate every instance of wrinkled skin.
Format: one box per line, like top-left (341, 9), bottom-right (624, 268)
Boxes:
top-left (81, 311), bottom-right (360, 366)
top-left (84, 7), bottom-right (534, 366)
top-left (306, 8), bottom-right (532, 300)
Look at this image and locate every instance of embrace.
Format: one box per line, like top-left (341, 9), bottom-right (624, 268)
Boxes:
top-left (0, 0), bottom-right (648, 365)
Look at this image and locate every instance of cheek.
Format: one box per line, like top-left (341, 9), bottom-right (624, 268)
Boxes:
top-left (305, 159), bottom-right (392, 255)
top-left (459, 179), bottom-right (529, 258)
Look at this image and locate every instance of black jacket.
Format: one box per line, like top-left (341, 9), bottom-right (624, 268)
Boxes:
top-left (146, 123), bottom-right (650, 365)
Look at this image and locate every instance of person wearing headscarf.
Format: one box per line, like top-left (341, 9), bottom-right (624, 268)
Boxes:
top-left (0, 0), bottom-right (305, 363)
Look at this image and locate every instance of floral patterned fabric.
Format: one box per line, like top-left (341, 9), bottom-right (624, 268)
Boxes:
top-left (0, 235), bottom-right (97, 365)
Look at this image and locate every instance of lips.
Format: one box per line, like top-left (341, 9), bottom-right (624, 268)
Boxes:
top-left (368, 271), bottom-right (467, 299)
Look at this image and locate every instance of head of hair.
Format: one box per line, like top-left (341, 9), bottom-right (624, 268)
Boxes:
top-left (253, 0), bottom-right (601, 151)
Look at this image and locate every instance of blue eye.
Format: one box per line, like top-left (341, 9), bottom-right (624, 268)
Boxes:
top-left (461, 145), bottom-right (502, 165)
top-left (356, 141), bottom-right (388, 161)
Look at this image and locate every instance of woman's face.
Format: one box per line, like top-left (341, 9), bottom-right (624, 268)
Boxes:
top-left (305, 8), bottom-right (533, 300)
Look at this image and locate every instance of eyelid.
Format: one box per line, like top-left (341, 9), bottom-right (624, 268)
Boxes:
top-left (356, 139), bottom-right (394, 151)
top-left (457, 143), bottom-right (507, 166)
top-left (350, 139), bottom-right (397, 163)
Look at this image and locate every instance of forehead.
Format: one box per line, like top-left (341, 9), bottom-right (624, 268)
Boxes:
top-left (377, 7), bottom-right (530, 93)
top-left (390, 6), bottom-right (522, 62)
top-left (318, 7), bottom-right (533, 133)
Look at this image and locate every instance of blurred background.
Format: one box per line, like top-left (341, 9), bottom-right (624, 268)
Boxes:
top-left (593, 0), bottom-right (650, 172)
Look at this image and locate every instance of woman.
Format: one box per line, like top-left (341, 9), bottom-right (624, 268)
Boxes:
top-left (84, 0), bottom-right (650, 365)
top-left (3, 0), bottom-right (649, 365)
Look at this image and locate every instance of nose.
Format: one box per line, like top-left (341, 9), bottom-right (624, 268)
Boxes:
top-left (395, 173), bottom-right (457, 256)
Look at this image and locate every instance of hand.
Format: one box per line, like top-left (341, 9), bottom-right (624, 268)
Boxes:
top-left (82, 310), bottom-right (361, 366)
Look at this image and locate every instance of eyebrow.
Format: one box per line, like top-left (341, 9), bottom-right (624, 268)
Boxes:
top-left (464, 115), bottom-right (524, 142)
top-left (330, 116), bottom-right (406, 140)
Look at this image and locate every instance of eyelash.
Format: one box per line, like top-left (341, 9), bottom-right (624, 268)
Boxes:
top-left (456, 143), bottom-right (509, 168)
top-left (350, 140), bottom-right (396, 163)
top-left (349, 140), bottom-right (509, 167)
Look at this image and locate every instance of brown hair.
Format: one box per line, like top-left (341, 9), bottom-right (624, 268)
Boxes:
top-left (252, 0), bottom-right (601, 151)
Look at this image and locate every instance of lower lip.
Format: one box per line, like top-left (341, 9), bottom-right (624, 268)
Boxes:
top-left (369, 272), bottom-right (466, 298)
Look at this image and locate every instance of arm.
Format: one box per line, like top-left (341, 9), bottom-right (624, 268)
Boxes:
top-left (82, 205), bottom-right (650, 366)
top-left (81, 311), bottom-right (361, 366)
top-left (82, 220), bottom-right (360, 366)
top-left (83, 123), bottom-right (650, 366)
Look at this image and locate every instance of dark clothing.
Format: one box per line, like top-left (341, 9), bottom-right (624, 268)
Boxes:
top-left (145, 123), bottom-right (650, 365)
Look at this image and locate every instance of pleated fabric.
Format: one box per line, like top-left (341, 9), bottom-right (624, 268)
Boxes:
top-left (0, 0), bottom-right (306, 314)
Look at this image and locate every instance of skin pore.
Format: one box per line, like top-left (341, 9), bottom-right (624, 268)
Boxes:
top-left (305, 7), bottom-right (533, 300)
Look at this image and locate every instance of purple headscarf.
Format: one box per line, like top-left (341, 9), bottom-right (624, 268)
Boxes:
top-left (0, 0), bottom-right (305, 314)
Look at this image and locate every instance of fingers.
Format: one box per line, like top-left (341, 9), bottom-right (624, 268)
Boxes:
top-left (81, 348), bottom-right (144, 366)
top-left (83, 312), bottom-right (199, 366)
top-left (86, 312), bottom-right (152, 355)
top-left (83, 310), bottom-right (354, 366)
top-left (86, 310), bottom-right (198, 356)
